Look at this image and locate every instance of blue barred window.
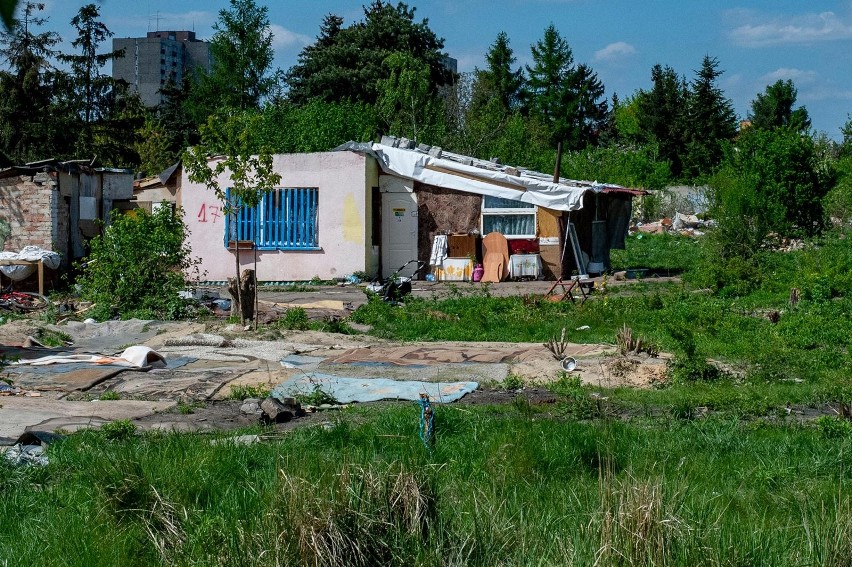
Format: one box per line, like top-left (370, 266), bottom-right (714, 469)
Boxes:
top-left (225, 187), bottom-right (319, 250)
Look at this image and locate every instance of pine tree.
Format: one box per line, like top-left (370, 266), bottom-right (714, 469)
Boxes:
top-left (637, 64), bottom-right (689, 177)
top-left (525, 24), bottom-right (607, 150)
top-left (682, 55), bottom-right (737, 179)
top-left (473, 31), bottom-right (524, 113)
top-left (191, 0), bottom-right (279, 117)
top-left (0, 1), bottom-right (59, 161)
top-left (57, 3), bottom-right (126, 157)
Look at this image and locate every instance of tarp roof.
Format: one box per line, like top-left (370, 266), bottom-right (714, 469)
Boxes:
top-left (337, 139), bottom-right (644, 212)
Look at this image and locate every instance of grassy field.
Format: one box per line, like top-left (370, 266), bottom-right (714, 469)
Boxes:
top-left (1, 407), bottom-right (851, 566)
top-left (3, 231), bottom-right (852, 566)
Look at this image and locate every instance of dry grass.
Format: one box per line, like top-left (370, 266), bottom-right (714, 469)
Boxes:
top-left (278, 464), bottom-right (435, 567)
top-left (595, 468), bottom-right (687, 566)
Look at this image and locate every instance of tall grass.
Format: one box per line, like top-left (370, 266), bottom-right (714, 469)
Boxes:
top-left (1, 407), bottom-right (851, 566)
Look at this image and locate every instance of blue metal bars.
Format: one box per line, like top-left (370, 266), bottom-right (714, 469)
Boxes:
top-left (225, 188), bottom-right (319, 250)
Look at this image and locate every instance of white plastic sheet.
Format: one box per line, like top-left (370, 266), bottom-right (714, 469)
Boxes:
top-left (0, 246), bottom-right (61, 281)
top-left (370, 143), bottom-right (588, 211)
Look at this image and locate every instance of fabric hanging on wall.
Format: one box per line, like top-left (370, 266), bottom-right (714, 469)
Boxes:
top-left (606, 194), bottom-right (633, 250)
top-left (430, 234), bottom-right (448, 265)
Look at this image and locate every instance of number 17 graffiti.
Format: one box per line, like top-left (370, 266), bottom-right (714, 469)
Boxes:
top-left (197, 203), bottom-right (221, 223)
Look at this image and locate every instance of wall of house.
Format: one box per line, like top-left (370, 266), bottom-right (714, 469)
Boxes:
top-left (0, 174), bottom-right (56, 252)
top-left (414, 182), bottom-right (482, 270)
top-left (182, 151), bottom-right (371, 282)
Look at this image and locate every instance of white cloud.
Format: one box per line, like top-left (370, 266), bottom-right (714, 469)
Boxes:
top-left (799, 86), bottom-right (852, 102)
top-left (270, 24), bottom-right (311, 50)
top-left (729, 10), bottom-right (852, 47)
top-left (760, 68), bottom-right (818, 85)
top-left (593, 41), bottom-right (636, 63)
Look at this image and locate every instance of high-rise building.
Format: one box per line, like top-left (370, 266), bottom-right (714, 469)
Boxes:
top-left (112, 31), bottom-right (211, 107)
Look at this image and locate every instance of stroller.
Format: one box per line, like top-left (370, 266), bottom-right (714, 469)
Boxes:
top-left (365, 259), bottom-right (427, 303)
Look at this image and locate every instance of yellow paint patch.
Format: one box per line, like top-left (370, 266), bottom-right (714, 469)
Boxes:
top-left (342, 194), bottom-right (364, 243)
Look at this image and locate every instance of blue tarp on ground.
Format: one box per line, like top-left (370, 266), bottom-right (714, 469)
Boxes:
top-left (272, 373), bottom-right (478, 404)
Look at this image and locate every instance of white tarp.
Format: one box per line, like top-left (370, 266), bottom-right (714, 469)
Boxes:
top-left (369, 143), bottom-right (589, 211)
top-left (0, 246), bottom-right (61, 281)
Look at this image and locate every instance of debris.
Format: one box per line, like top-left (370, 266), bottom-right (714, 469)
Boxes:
top-left (576, 325), bottom-right (590, 331)
top-left (4, 443), bottom-right (48, 466)
top-left (239, 398), bottom-right (262, 417)
top-left (260, 396), bottom-right (305, 424)
top-left (3, 431), bottom-right (64, 467)
top-left (561, 357), bottom-right (577, 372)
top-left (11, 345), bottom-right (166, 369)
top-left (163, 334), bottom-right (230, 348)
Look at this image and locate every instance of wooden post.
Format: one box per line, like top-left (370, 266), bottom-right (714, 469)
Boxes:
top-left (553, 142), bottom-right (565, 279)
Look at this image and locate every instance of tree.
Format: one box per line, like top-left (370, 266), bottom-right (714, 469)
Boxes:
top-left (682, 55), bottom-right (737, 179)
top-left (376, 51), bottom-right (440, 142)
top-left (183, 110), bottom-right (281, 325)
top-left (636, 64), bottom-right (689, 177)
top-left (525, 24), bottom-right (607, 151)
top-left (711, 127), bottom-right (833, 251)
top-left (190, 0), bottom-right (279, 120)
top-left (57, 3), bottom-right (126, 157)
top-left (0, 0), bottom-right (17, 31)
top-left (525, 24), bottom-right (574, 145)
top-left (472, 31), bottom-right (524, 113)
top-left (257, 100), bottom-right (378, 153)
top-left (0, 1), bottom-right (59, 162)
top-left (567, 62), bottom-right (608, 149)
top-left (749, 79), bottom-right (811, 132)
top-left (286, 2), bottom-right (452, 106)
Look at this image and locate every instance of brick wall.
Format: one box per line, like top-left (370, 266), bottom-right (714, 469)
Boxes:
top-left (0, 174), bottom-right (57, 252)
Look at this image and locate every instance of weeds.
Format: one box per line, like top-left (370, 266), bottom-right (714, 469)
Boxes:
top-left (99, 419), bottom-right (137, 440)
top-left (227, 384), bottom-right (271, 400)
top-left (295, 384), bottom-right (339, 406)
top-left (99, 390), bottom-right (121, 401)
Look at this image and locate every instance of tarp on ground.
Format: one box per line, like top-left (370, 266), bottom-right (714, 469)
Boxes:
top-left (273, 373), bottom-right (478, 404)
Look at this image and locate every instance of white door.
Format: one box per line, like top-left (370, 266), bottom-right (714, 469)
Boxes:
top-left (381, 189), bottom-right (418, 278)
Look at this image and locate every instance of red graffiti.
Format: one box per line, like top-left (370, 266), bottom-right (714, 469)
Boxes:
top-left (196, 204), bottom-right (221, 223)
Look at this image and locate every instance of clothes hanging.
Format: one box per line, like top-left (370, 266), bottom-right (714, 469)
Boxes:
top-left (429, 234), bottom-right (448, 266)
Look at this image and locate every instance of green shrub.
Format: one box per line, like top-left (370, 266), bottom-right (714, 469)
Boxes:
top-left (76, 206), bottom-right (201, 320)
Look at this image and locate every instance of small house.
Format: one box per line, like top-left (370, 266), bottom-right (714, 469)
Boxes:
top-left (181, 140), bottom-right (643, 283)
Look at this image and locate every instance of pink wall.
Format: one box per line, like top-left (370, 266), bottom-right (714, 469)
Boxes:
top-left (182, 151), bottom-right (372, 282)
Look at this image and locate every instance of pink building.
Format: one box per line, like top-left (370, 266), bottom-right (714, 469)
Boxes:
top-left (182, 151), bottom-right (380, 282)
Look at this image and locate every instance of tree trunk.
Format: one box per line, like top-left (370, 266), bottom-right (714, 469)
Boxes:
top-left (227, 268), bottom-right (255, 323)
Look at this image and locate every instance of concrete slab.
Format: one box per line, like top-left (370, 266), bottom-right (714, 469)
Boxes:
top-left (0, 398), bottom-right (175, 444)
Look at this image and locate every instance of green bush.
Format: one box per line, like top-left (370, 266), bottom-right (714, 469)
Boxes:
top-left (76, 206), bottom-right (201, 320)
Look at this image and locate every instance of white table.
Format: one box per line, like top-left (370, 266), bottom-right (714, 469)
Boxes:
top-left (508, 254), bottom-right (542, 280)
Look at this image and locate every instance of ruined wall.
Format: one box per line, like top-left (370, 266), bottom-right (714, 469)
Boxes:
top-left (0, 174), bottom-right (55, 252)
top-left (415, 183), bottom-right (482, 267)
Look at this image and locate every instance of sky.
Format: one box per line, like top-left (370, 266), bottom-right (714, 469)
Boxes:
top-left (26, 0), bottom-right (852, 139)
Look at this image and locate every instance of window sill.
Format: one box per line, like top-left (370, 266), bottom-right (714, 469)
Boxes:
top-left (255, 246), bottom-right (323, 252)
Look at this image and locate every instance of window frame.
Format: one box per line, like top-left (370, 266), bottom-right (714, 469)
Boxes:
top-left (480, 195), bottom-right (537, 239)
top-left (224, 187), bottom-right (320, 251)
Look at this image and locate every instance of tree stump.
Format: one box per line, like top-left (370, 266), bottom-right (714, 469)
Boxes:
top-left (227, 268), bottom-right (256, 322)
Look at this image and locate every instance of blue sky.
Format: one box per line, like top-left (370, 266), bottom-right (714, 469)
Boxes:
top-left (29, 1), bottom-right (852, 139)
